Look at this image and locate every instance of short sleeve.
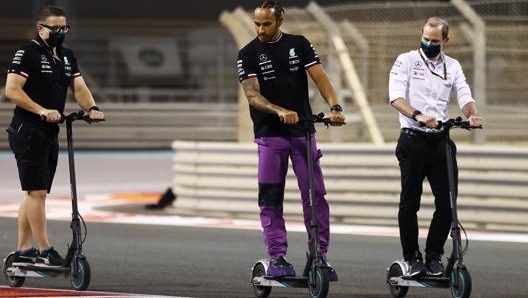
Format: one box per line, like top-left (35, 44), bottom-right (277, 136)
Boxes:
top-left (7, 48), bottom-right (33, 78)
top-left (388, 53), bottom-right (410, 102)
top-left (63, 49), bottom-right (81, 78)
top-left (300, 36), bottom-right (321, 69)
top-left (237, 47), bottom-right (258, 82)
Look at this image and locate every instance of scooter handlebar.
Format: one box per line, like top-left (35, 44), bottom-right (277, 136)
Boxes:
top-left (437, 116), bottom-right (483, 130)
top-left (41, 110), bottom-right (105, 124)
top-left (279, 112), bottom-right (345, 127)
top-left (418, 116), bottom-right (483, 130)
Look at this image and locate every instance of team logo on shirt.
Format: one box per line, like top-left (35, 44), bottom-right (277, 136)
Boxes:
top-left (63, 55), bottom-right (72, 76)
top-left (236, 59), bottom-right (245, 76)
top-left (257, 53), bottom-right (275, 80)
top-left (11, 50), bottom-right (24, 65)
top-left (40, 54), bottom-right (52, 73)
top-left (412, 60), bottom-right (425, 80)
top-left (289, 48), bottom-right (299, 72)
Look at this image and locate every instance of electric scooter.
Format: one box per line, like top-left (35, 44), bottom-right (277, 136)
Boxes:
top-left (3, 110), bottom-right (104, 291)
top-left (387, 116), bottom-right (482, 298)
top-left (251, 113), bottom-right (343, 298)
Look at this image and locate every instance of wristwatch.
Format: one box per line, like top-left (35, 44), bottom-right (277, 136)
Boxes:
top-left (330, 104), bottom-right (343, 112)
top-left (411, 110), bottom-right (422, 121)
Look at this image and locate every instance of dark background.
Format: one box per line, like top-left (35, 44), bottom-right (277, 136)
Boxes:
top-left (1, 0), bottom-right (355, 20)
top-left (2, 0), bottom-right (451, 20)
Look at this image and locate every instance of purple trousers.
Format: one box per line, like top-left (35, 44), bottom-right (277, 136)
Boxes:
top-left (255, 136), bottom-right (330, 258)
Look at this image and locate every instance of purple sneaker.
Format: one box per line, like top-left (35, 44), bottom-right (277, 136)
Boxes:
top-left (267, 256), bottom-right (296, 277)
top-left (322, 257), bottom-right (338, 282)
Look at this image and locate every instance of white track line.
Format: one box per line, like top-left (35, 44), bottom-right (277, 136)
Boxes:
top-left (1, 194), bottom-right (527, 243)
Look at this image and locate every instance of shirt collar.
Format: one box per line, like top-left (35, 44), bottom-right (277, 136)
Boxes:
top-left (266, 31), bottom-right (283, 44)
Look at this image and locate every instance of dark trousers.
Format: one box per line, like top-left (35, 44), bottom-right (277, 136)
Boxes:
top-left (395, 129), bottom-right (457, 262)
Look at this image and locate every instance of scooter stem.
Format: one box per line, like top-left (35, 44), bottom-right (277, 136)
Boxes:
top-left (306, 127), bottom-right (320, 251)
top-left (66, 116), bottom-right (79, 218)
top-left (444, 127), bottom-right (463, 262)
top-left (65, 114), bottom-right (84, 263)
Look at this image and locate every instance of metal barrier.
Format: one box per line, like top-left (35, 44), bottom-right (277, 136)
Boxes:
top-left (171, 141), bottom-right (528, 232)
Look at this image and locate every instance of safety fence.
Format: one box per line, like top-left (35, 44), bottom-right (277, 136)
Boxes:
top-left (171, 141), bottom-right (528, 233)
top-left (0, 102), bottom-right (237, 150)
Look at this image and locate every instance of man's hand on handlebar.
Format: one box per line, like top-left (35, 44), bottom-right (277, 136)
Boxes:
top-left (415, 113), bottom-right (438, 129)
top-left (467, 115), bottom-right (483, 128)
top-left (88, 109), bottom-right (105, 121)
top-left (39, 109), bottom-right (62, 123)
top-left (278, 110), bottom-right (299, 125)
top-left (329, 110), bottom-right (346, 126)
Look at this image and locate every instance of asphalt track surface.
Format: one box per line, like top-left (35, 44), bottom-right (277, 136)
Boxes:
top-left (1, 151), bottom-right (528, 298)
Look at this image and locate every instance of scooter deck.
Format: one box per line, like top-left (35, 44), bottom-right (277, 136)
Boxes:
top-left (252, 275), bottom-right (308, 288)
top-left (6, 263), bottom-right (69, 278)
top-left (389, 275), bottom-right (450, 288)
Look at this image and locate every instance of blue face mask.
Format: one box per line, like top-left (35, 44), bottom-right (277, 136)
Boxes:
top-left (420, 40), bottom-right (441, 59)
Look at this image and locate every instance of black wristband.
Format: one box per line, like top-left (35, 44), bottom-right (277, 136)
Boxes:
top-left (411, 110), bottom-right (422, 121)
top-left (330, 104), bottom-right (343, 112)
top-left (88, 106), bottom-right (100, 112)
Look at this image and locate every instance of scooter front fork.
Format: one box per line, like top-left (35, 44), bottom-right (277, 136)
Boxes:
top-left (449, 261), bottom-right (467, 288)
top-left (65, 217), bottom-right (84, 267)
top-left (303, 252), bottom-right (327, 287)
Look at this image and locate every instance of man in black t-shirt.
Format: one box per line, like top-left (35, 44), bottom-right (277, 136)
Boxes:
top-left (237, 1), bottom-right (345, 278)
top-left (5, 5), bottom-right (104, 267)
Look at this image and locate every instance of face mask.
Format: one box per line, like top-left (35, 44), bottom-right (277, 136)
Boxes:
top-left (420, 40), bottom-right (441, 59)
top-left (39, 26), bottom-right (67, 49)
top-left (44, 29), bottom-right (66, 48)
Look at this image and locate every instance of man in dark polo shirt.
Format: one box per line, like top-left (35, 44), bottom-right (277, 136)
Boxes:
top-left (237, 1), bottom-right (345, 278)
top-left (5, 5), bottom-right (104, 267)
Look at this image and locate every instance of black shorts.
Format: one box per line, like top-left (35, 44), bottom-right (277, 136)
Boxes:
top-left (7, 121), bottom-right (59, 192)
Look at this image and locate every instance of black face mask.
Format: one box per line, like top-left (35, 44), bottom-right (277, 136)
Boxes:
top-left (420, 40), bottom-right (441, 59)
top-left (44, 29), bottom-right (66, 48)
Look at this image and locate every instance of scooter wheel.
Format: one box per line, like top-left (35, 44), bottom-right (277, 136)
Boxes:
top-left (252, 263), bottom-right (271, 297)
top-left (70, 257), bottom-right (91, 291)
top-left (308, 266), bottom-right (329, 298)
top-left (450, 268), bottom-right (472, 298)
top-left (387, 263), bottom-right (408, 297)
top-left (3, 254), bottom-right (25, 287)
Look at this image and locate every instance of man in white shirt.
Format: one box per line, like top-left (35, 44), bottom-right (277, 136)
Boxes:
top-left (388, 16), bottom-right (483, 277)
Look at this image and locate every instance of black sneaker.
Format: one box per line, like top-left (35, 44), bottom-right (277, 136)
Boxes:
top-left (426, 258), bottom-right (445, 276)
top-left (13, 247), bottom-right (38, 264)
top-left (406, 251), bottom-right (426, 277)
top-left (37, 247), bottom-right (65, 267)
top-left (267, 256), bottom-right (296, 277)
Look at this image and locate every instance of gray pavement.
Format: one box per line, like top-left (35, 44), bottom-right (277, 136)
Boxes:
top-left (0, 150), bottom-right (174, 202)
top-left (1, 217), bottom-right (528, 298)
